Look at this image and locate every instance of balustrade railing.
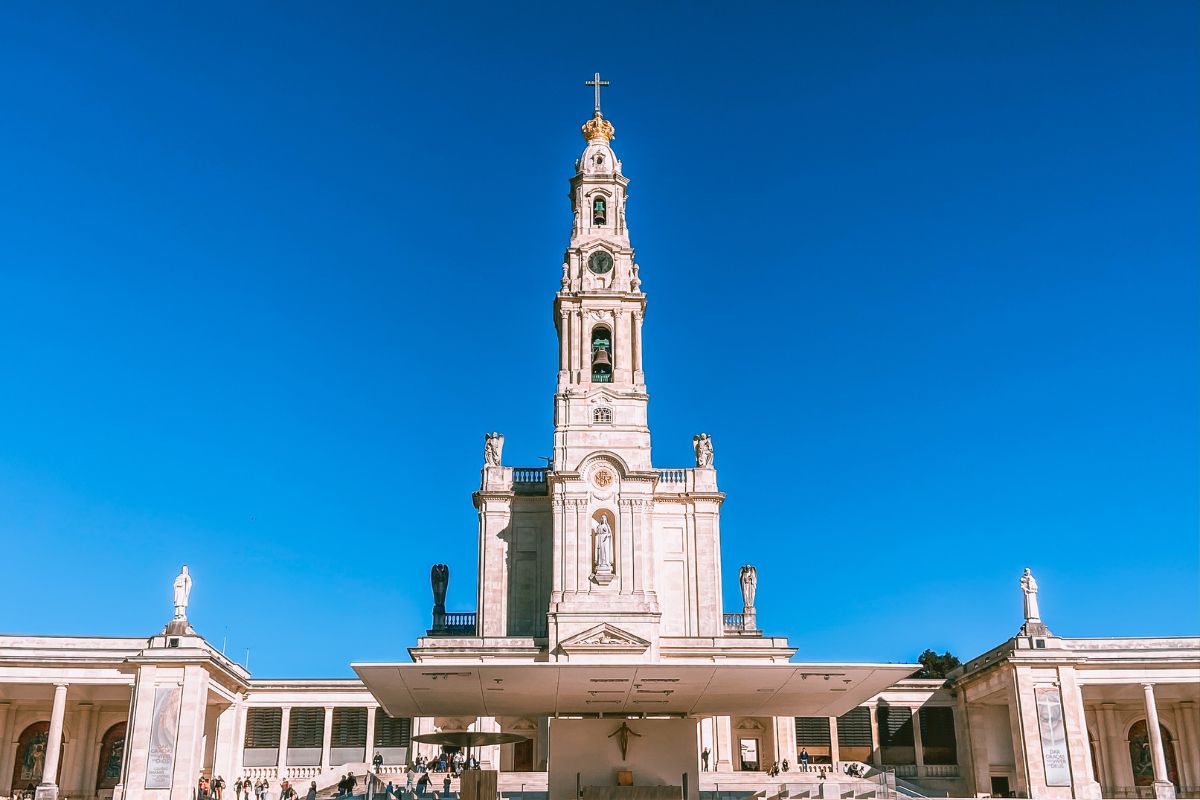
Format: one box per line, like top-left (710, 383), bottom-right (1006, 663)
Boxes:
top-left (513, 467), bottom-right (548, 495)
top-left (513, 467), bottom-right (547, 483)
top-left (722, 612), bottom-right (745, 632)
top-left (657, 469), bottom-right (688, 483)
top-left (430, 611), bottom-right (477, 635)
top-left (922, 764), bottom-right (959, 778)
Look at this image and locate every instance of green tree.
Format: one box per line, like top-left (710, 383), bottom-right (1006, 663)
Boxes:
top-left (914, 649), bottom-right (961, 678)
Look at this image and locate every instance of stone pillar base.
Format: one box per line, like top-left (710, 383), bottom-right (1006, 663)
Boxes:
top-left (1077, 780), bottom-right (1103, 799)
top-left (35, 784), bottom-right (59, 800)
top-left (1152, 780), bottom-right (1177, 799)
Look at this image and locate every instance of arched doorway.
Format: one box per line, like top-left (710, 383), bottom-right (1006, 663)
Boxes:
top-left (9, 722), bottom-right (64, 797)
top-left (1128, 719), bottom-right (1179, 789)
top-left (96, 722), bottom-right (127, 790)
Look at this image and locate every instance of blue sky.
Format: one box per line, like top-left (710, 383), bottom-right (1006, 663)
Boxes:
top-left (0, 2), bottom-right (1196, 678)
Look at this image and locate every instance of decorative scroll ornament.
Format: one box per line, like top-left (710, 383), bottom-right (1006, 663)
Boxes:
top-left (582, 112), bottom-right (616, 142)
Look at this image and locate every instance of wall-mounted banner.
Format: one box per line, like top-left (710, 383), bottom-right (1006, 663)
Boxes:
top-left (1035, 687), bottom-right (1072, 787)
top-left (145, 687), bottom-right (182, 789)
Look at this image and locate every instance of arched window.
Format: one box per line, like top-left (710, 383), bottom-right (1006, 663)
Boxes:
top-left (592, 196), bottom-right (607, 225)
top-left (96, 723), bottom-right (127, 789)
top-left (591, 326), bottom-right (612, 383)
top-left (1128, 720), bottom-right (1179, 788)
top-left (593, 407), bottom-right (613, 424)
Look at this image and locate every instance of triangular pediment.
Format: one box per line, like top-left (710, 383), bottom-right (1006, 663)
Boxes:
top-left (558, 623), bottom-right (650, 653)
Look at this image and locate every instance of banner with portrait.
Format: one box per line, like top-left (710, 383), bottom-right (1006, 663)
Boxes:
top-left (145, 687), bottom-right (182, 789)
top-left (1035, 687), bottom-right (1072, 787)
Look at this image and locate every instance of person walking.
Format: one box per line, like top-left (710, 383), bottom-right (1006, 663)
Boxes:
top-left (442, 775), bottom-right (451, 798)
top-left (373, 752), bottom-right (384, 774)
top-left (405, 767), bottom-right (415, 795)
top-left (306, 782), bottom-right (317, 800)
top-left (701, 748), bottom-right (710, 771)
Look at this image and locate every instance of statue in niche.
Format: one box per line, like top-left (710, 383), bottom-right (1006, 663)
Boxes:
top-left (431, 564), bottom-right (449, 615)
top-left (484, 432), bottom-right (504, 466)
top-left (172, 565), bottom-right (192, 620)
top-left (693, 433), bottom-right (714, 468)
top-left (1021, 567), bottom-right (1041, 622)
top-left (740, 565), bottom-right (757, 609)
top-left (593, 513), bottom-right (614, 573)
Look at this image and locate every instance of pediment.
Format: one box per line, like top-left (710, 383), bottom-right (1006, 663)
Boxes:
top-left (558, 623), bottom-right (650, 654)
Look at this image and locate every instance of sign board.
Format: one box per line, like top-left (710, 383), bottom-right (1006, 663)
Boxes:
top-left (145, 687), bottom-right (182, 789)
top-left (1035, 687), bottom-right (1072, 787)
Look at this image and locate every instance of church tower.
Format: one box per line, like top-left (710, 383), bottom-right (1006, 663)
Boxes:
top-left (447, 76), bottom-right (794, 666)
top-left (552, 86), bottom-right (650, 473)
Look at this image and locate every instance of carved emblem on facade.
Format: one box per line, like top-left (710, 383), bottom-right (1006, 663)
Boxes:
top-left (594, 469), bottom-right (613, 488)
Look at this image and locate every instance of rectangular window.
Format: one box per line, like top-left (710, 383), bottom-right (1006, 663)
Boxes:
top-left (288, 708), bottom-right (325, 749)
top-left (244, 708), bottom-right (282, 748)
top-left (837, 707), bottom-right (872, 748)
top-left (877, 706), bottom-right (915, 766)
top-left (374, 714), bottom-right (412, 748)
top-left (332, 708), bottom-right (367, 748)
top-left (795, 717), bottom-right (831, 747)
top-left (918, 707), bottom-right (958, 765)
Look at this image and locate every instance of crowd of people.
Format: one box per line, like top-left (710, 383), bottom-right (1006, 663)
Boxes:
top-left (197, 776), bottom-right (319, 800)
top-left (198, 750), bottom-right (484, 800)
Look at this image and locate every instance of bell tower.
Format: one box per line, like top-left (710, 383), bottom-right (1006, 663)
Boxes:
top-left (552, 76), bottom-right (650, 473)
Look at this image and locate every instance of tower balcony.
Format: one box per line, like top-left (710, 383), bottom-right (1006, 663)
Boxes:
top-left (654, 467), bottom-right (719, 495)
top-left (428, 611), bottom-right (477, 636)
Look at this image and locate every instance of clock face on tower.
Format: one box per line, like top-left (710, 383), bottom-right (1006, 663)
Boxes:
top-left (588, 251), bottom-right (614, 275)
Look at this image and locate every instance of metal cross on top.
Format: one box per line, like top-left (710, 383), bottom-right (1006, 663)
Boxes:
top-left (585, 72), bottom-right (610, 115)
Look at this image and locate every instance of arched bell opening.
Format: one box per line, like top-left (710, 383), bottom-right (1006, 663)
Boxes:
top-left (591, 326), bottom-right (612, 383)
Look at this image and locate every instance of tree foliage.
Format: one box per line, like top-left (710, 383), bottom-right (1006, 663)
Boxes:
top-left (914, 648), bottom-right (961, 678)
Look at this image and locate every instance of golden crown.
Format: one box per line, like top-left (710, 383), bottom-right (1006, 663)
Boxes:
top-left (581, 113), bottom-right (615, 142)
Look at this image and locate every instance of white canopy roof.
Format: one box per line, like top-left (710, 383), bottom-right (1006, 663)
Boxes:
top-left (353, 662), bottom-right (916, 718)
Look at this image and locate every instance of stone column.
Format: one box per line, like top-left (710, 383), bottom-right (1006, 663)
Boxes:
top-left (1057, 667), bottom-right (1101, 799)
top-left (1177, 702), bottom-right (1199, 795)
top-left (632, 310), bottom-right (644, 383)
top-left (964, 704), bottom-right (992, 797)
top-left (1100, 703), bottom-right (1132, 792)
top-left (320, 707), bottom-right (334, 773)
top-left (365, 707), bottom-right (377, 766)
top-left (910, 707), bottom-right (925, 777)
top-left (73, 703), bottom-right (95, 795)
top-left (212, 700), bottom-right (241, 783)
top-left (827, 716), bottom-right (841, 769)
top-left (867, 705), bottom-right (881, 766)
top-left (1141, 684), bottom-right (1175, 799)
top-left (278, 706), bottom-right (292, 779)
top-left (715, 716), bottom-right (733, 772)
top-left (559, 311), bottom-right (569, 378)
top-left (37, 683), bottom-right (70, 800)
top-left (0, 702), bottom-right (15, 792)
top-left (1005, 670), bottom-right (1034, 798)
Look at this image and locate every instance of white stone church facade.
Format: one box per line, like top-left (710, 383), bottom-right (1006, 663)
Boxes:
top-left (0, 95), bottom-right (1196, 800)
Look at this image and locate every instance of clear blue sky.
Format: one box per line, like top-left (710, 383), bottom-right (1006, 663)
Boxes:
top-left (1, 2), bottom-right (1196, 678)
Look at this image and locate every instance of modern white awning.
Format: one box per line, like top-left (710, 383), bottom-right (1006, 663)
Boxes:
top-left (352, 662), bottom-right (916, 719)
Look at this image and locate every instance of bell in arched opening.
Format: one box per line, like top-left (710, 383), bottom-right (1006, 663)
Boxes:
top-left (591, 326), bottom-right (613, 383)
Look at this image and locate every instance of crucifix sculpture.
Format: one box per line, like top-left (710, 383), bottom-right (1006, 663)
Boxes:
top-left (585, 72), bottom-right (610, 115)
top-left (609, 721), bottom-right (641, 760)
